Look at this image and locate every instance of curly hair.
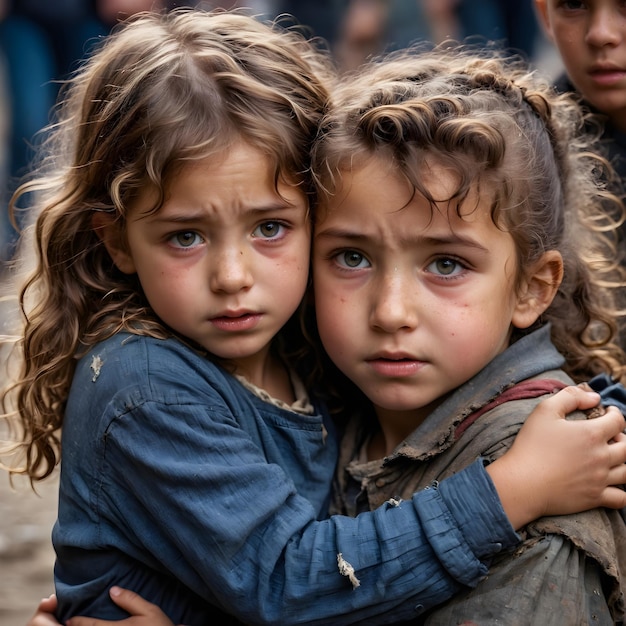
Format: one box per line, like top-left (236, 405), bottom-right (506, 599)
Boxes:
top-left (309, 45), bottom-right (626, 411)
top-left (0, 8), bottom-right (334, 481)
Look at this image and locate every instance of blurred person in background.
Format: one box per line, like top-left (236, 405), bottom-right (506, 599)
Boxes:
top-left (274, 0), bottom-right (341, 46)
top-left (0, 0), bottom-right (165, 267)
top-left (0, 48), bottom-right (8, 270)
top-left (534, 0), bottom-right (626, 347)
top-left (452, 0), bottom-right (541, 60)
top-left (334, 0), bottom-right (434, 72)
top-left (332, 0), bottom-right (544, 73)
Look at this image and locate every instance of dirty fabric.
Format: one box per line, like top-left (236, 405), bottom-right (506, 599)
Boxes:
top-left (333, 325), bottom-right (626, 625)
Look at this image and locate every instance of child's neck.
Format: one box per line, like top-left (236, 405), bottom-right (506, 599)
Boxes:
top-left (609, 110), bottom-right (626, 134)
top-left (367, 398), bottom-right (445, 460)
top-left (234, 351), bottom-right (295, 405)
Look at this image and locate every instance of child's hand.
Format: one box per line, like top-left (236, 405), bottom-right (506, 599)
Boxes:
top-left (486, 384), bottom-right (626, 529)
top-left (27, 595), bottom-right (60, 626)
top-left (65, 587), bottom-right (178, 626)
top-left (26, 588), bottom-right (179, 626)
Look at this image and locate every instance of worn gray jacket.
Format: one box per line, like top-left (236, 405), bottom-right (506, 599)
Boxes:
top-left (332, 325), bottom-right (626, 625)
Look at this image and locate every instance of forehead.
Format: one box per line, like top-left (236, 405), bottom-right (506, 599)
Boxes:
top-left (130, 140), bottom-right (305, 219)
top-left (317, 153), bottom-right (493, 222)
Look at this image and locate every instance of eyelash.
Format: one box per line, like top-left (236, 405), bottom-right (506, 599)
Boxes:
top-left (252, 221), bottom-right (289, 240)
top-left (166, 220), bottom-right (291, 249)
top-left (328, 250), bottom-right (469, 280)
top-left (332, 249), bottom-right (370, 270)
top-left (425, 256), bottom-right (468, 279)
top-left (556, 0), bottom-right (584, 10)
top-left (168, 231), bottom-right (204, 249)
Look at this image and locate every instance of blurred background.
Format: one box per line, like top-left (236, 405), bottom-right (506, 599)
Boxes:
top-left (0, 1), bottom-right (561, 624)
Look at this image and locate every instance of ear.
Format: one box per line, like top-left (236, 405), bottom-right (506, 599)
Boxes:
top-left (92, 211), bottom-right (136, 275)
top-left (534, 0), bottom-right (554, 41)
top-left (512, 250), bottom-right (563, 329)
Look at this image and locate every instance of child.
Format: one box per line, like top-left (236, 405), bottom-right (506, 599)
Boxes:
top-left (310, 47), bottom-right (626, 623)
top-left (534, 0), bottom-right (626, 241)
top-left (6, 8), bottom-right (626, 626)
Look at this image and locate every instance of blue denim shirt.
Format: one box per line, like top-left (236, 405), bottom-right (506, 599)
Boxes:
top-left (53, 332), bottom-right (518, 625)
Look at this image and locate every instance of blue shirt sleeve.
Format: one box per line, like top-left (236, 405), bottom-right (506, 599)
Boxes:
top-left (53, 337), bottom-right (519, 625)
top-left (100, 414), bottom-right (516, 623)
top-left (588, 373), bottom-right (626, 415)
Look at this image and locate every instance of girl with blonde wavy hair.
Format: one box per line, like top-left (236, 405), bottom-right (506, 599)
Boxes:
top-left (8, 10), bottom-right (626, 626)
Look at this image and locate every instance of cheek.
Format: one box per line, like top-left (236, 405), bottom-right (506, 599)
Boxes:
top-left (449, 300), bottom-right (514, 359)
top-left (278, 249), bottom-right (310, 280)
top-left (442, 292), bottom-right (511, 334)
top-left (314, 280), bottom-right (341, 326)
top-left (315, 290), bottom-right (357, 355)
top-left (271, 235), bottom-right (311, 274)
top-left (314, 293), bottom-right (337, 341)
top-left (138, 264), bottom-right (192, 319)
top-left (555, 30), bottom-right (583, 63)
top-left (144, 282), bottom-right (180, 322)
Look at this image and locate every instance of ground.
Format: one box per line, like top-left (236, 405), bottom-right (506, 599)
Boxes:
top-left (0, 442), bottom-right (58, 625)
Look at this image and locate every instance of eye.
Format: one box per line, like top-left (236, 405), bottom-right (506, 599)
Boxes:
top-left (335, 250), bottom-right (370, 269)
top-left (170, 231), bottom-right (203, 248)
top-left (427, 257), bottom-right (464, 277)
top-left (254, 221), bottom-right (285, 239)
top-left (559, 0), bottom-right (586, 10)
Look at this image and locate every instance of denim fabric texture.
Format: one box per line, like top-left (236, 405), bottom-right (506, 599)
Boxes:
top-left (53, 333), bottom-right (517, 625)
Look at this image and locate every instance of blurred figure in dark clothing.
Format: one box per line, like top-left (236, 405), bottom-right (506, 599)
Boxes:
top-left (455, 0), bottom-right (540, 60)
top-left (0, 0), bottom-right (164, 265)
top-left (275, 0), bottom-right (342, 47)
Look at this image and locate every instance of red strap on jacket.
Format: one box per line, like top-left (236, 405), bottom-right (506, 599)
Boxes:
top-left (454, 379), bottom-right (568, 439)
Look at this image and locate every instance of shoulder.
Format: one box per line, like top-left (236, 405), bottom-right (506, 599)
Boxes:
top-left (77, 333), bottom-right (214, 375)
top-left (64, 333), bottom-right (260, 453)
top-left (71, 332), bottom-right (239, 404)
top-left (455, 370), bottom-right (576, 461)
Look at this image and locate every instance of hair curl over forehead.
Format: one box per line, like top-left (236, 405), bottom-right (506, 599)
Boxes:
top-left (312, 46), bottom-right (625, 385)
top-left (62, 8), bottom-right (332, 214)
top-left (314, 51), bottom-right (569, 266)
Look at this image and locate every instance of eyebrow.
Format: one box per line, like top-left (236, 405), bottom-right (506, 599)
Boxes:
top-left (315, 227), bottom-right (489, 252)
top-left (150, 202), bottom-right (301, 224)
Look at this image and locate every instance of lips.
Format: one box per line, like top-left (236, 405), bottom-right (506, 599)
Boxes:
top-left (210, 312), bottom-right (262, 332)
top-left (365, 356), bottom-right (425, 377)
top-left (588, 65), bottom-right (626, 86)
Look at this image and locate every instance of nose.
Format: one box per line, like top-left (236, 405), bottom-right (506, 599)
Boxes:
top-left (369, 271), bottom-right (418, 333)
top-left (209, 244), bottom-right (253, 294)
top-left (586, 8), bottom-right (623, 48)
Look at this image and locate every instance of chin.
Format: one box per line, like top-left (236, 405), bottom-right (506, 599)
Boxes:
top-left (371, 395), bottom-right (428, 413)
